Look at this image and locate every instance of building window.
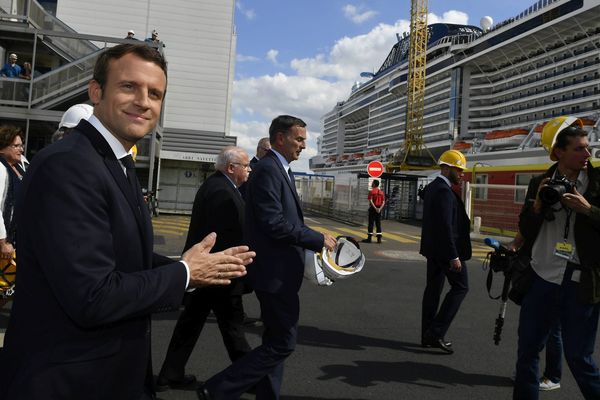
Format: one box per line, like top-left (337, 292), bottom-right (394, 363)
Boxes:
top-left (515, 173), bottom-right (536, 203)
top-left (474, 174), bottom-right (488, 200)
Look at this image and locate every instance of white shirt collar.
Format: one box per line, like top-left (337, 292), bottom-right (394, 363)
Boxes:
top-left (222, 171), bottom-right (239, 188)
top-left (87, 115), bottom-right (132, 161)
top-left (270, 149), bottom-right (291, 173)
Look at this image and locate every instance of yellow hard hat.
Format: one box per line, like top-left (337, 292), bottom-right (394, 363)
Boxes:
top-left (541, 116), bottom-right (583, 161)
top-left (131, 145), bottom-right (138, 162)
top-left (438, 149), bottom-right (467, 170)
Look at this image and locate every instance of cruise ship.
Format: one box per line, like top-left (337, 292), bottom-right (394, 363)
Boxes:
top-left (310, 0), bottom-right (600, 174)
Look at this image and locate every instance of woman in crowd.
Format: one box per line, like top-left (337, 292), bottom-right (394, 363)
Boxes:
top-left (0, 126), bottom-right (25, 307)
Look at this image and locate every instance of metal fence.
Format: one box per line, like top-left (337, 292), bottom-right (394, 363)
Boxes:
top-left (296, 173), bottom-right (421, 225)
top-left (465, 182), bottom-right (528, 236)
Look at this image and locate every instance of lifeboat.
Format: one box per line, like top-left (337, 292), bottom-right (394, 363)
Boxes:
top-left (324, 155), bottom-right (337, 166)
top-left (364, 148), bottom-right (382, 161)
top-left (340, 154), bottom-right (350, 161)
top-left (533, 122), bottom-right (546, 133)
top-left (580, 118), bottom-right (596, 126)
top-left (483, 128), bottom-right (529, 148)
top-left (452, 141), bottom-right (472, 151)
top-left (351, 152), bottom-right (364, 160)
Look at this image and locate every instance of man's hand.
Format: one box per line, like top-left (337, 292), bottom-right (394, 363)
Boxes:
top-left (562, 187), bottom-right (592, 215)
top-left (0, 240), bottom-right (13, 259)
top-left (533, 177), bottom-right (551, 214)
top-left (449, 258), bottom-right (462, 272)
top-left (323, 233), bottom-right (336, 251)
top-left (181, 232), bottom-right (255, 287)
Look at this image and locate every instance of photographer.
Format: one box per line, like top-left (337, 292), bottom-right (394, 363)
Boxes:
top-left (513, 116), bottom-right (600, 400)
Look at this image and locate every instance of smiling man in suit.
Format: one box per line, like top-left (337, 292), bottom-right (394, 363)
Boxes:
top-left (0, 43), bottom-right (254, 400)
top-left (157, 146), bottom-right (253, 391)
top-left (198, 115), bottom-right (336, 400)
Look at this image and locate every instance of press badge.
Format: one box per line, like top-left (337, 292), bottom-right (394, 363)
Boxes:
top-left (554, 242), bottom-right (573, 260)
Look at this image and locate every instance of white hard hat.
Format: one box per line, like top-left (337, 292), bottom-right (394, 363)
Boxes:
top-left (304, 236), bottom-right (365, 286)
top-left (128, 29), bottom-right (135, 34)
top-left (8, 53), bottom-right (17, 60)
top-left (60, 104), bottom-right (93, 128)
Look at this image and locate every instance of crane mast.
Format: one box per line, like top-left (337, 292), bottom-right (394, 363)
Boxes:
top-left (388, 0), bottom-right (436, 171)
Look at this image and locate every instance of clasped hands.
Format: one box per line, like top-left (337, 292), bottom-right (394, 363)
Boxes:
top-left (182, 232), bottom-right (255, 288)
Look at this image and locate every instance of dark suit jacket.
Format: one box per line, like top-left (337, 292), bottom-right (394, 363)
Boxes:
top-left (420, 176), bottom-right (472, 262)
top-left (183, 170), bottom-right (245, 295)
top-left (0, 121), bottom-right (187, 400)
top-left (244, 150), bottom-right (323, 294)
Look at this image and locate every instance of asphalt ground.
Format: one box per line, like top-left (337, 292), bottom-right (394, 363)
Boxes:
top-left (150, 214), bottom-right (589, 400)
top-left (0, 214), bottom-right (591, 399)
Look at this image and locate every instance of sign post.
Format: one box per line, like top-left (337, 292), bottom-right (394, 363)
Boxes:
top-left (367, 161), bottom-right (384, 178)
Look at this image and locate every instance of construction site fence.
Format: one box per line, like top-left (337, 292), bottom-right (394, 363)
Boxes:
top-left (464, 182), bottom-right (528, 238)
top-left (296, 174), bottom-right (530, 236)
top-left (295, 173), bottom-right (422, 226)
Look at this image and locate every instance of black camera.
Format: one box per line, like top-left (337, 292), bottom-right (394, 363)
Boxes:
top-left (539, 176), bottom-right (575, 205)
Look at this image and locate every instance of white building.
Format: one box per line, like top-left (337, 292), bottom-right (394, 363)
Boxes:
top-left (0, 0), bottom-right (238, 212)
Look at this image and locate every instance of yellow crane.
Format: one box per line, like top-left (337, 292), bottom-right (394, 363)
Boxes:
top-left (387, 0), bottom-right (437, 172)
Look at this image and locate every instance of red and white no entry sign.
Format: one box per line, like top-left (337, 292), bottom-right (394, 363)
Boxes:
top-left (367, 161), bottom-right (383, 178)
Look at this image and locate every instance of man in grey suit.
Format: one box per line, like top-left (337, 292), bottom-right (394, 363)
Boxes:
top-left (199, 115), bottom-right (336, 400)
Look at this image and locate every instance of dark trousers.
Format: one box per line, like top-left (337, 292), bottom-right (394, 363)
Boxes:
top-left (159, 287), bottom-right (250, 380)
top-left (543, 318), bottom-right (562, 383)
top-left (421, 258), bottom-right (469, 339)
top-left (367, 207), bottom-right (382, 236)
top-left (205, 290), bottom-right (299, 400)
top-left (514, 267), bottom-right (600, 400)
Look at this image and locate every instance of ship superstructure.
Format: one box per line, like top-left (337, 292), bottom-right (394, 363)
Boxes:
top-left (310, 0), bottom-right (600, 173)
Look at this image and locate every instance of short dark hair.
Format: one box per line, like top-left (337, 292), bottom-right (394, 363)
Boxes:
top-left (554, 126), bottom-right (588, 151)
top-left (372, 179), bottom-right (380, 187)
top-left (268, 115), bottom-right (306, 143)
top-left (93, 43), bottom-right (167, 90)
top-left (0, 125), bottom-right (23, 149)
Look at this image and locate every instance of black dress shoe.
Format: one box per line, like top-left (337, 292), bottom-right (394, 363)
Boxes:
top-left (421, 336), bottom-right (454, 354)
top-left (155, 374), bottom-right (198, 392)
top-left (196, 386), bottom-right (212, 400)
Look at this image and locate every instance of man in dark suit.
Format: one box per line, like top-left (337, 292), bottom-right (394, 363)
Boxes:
top-left (198, 115), bottom-right (336, 400)
top-left (0, 43), bottom-right (253, 400)
top-left (250, 137), bottom-right (271, 167)
top-left (420, 149), bottom-right (471, 354)
top-left (157, 146), bottom-right (252, 391)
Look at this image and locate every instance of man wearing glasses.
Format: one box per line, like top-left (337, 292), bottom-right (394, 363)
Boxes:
top-left (157, 146), bottom-right (253, 391)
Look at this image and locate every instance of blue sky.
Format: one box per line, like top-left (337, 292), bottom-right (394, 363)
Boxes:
top-left (231, 0), bottom-right (533, 171)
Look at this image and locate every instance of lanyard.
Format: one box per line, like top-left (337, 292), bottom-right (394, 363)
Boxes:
top-left (563, 208), bottom-right (573, 242)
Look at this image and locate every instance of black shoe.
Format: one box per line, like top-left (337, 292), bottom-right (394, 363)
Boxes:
top-left (421, 336), bottom-right (454, 354)
top-left (377, 238), bottom-right (382, 244)
top-left (197, 386), bottom-right (212, 400)
top-left (361, 238), bottom-right (372, 243)
top-left (156, 374), bottom-right (198, 392)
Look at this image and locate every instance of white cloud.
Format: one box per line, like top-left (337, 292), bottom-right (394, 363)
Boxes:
top-left (237, 54), bottom-right (259, 62)
top-left (343, 4), bottom-right (378, 24)
top-left (266, 49), bottom-right (279, 64)
top-left (428, 10), bottom-right (468, 25)
top-left (232, 11), bottom-right (470, 172)
top-left (236, 1), bottom-right (256, 20)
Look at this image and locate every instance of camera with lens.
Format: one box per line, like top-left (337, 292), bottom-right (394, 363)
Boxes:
top-left (539, 176), bottom-right (575, 205)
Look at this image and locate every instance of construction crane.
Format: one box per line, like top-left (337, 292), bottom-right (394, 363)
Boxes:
top-left (387, 0), bottom-right (437, 172)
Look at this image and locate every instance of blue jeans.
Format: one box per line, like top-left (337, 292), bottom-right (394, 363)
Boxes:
top-left (513, 267), bottom-right (600, 399)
